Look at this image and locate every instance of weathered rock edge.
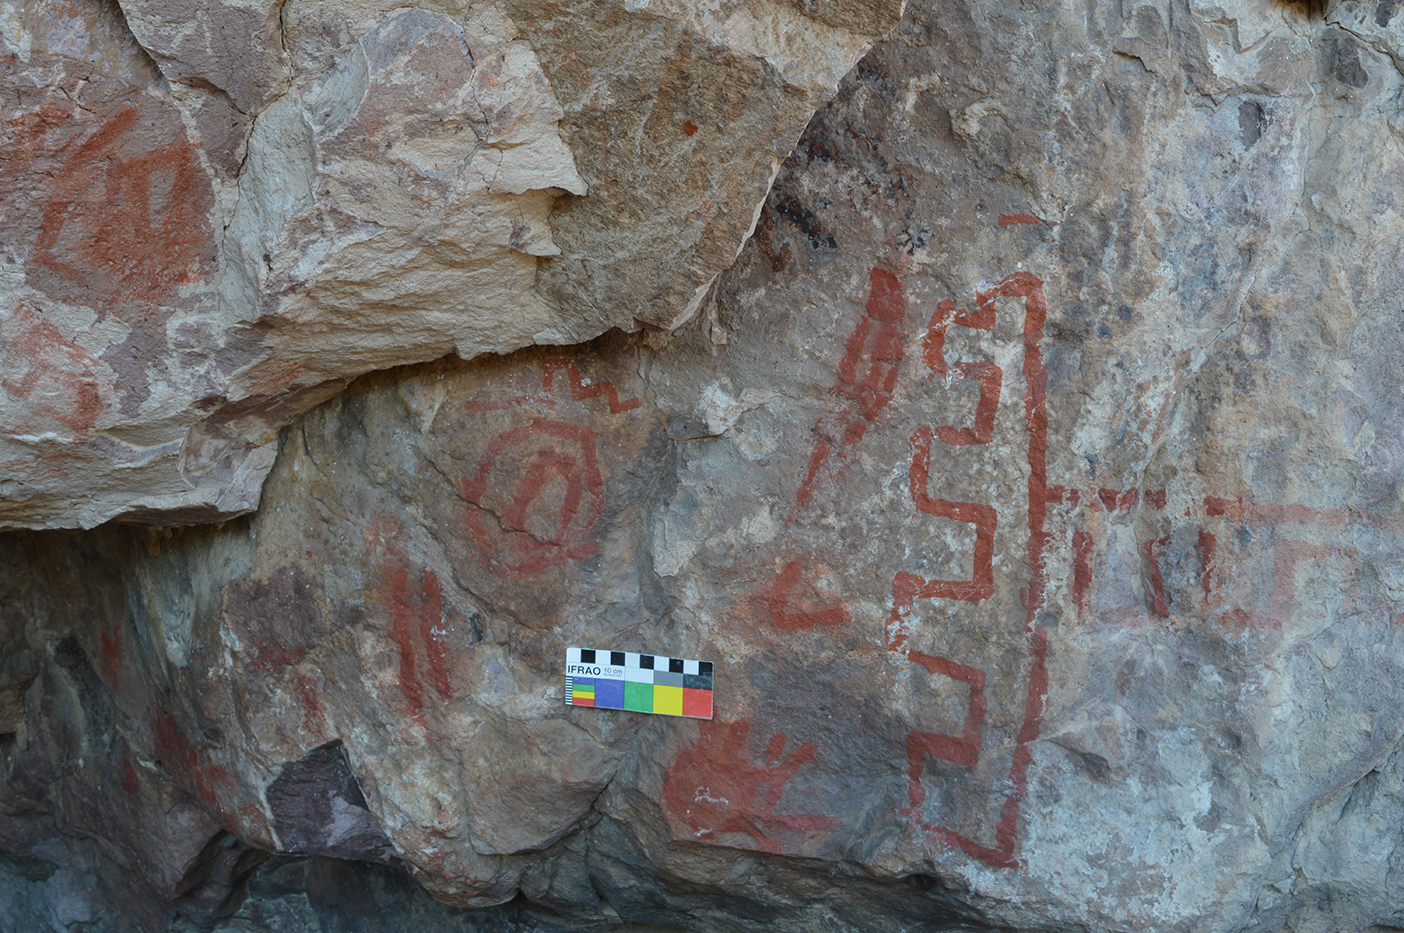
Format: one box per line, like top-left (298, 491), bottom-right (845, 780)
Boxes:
top-left (0, 0), bottom-right (903, 531)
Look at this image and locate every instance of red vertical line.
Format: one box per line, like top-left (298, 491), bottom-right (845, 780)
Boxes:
top-left (1143, 535), bottom-right (1171, 618)
top-left (1000, 273), bottom-right (1051, 867)
top-left (995, 624), bottom-right (1048, 865)
top-left (419, 570), bottom-right (452, 701)
top-left (388, 566), bottom-right (425, 721)
top-left (1197, 530), bottom-right (1217, 604)
top-left (797, 437), bottom-right (834, 510)
top-left (1072, 529), bottom-right (1093, 618)
top-left (1019, 274), bottom-right (1050, 631)
top-left (297, 672), bottom-right (325, 734)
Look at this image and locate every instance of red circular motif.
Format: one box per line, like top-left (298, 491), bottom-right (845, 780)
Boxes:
top-left (461, 418), bottom-right (605, 577)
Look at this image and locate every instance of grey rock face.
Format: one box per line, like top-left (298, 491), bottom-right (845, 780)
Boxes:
top-left (7, 0), bottom-right (1404, 931)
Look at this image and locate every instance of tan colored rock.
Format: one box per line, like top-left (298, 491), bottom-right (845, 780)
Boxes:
top-left (0, 0), bottom-right (902, 530)
top-left (15, 0), bottom-right (1404, 931)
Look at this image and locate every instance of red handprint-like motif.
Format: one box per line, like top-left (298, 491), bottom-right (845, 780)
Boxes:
top-left (663, 720), bottom-right (835, 854)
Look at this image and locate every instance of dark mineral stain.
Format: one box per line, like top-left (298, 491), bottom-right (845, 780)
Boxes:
top-left (772, 195), bottom-right (838, 250)
top-left (266, 741), bottom-right (398, 864)
top-left (1195, 802), bottom-right (1224, 832)
top-left (1238, 100), bottom-right (1266, 148)
top-left (1078, 750), bottom-right (1113, 783)
top-left (221, 565), bottom-right (331, 675)
top-left (1376, 0), bottom-right (1400, 25)
top-left (1326, 32), bottom-right (1369, 88)
top-left (799, 119), bottom-right (840, 164)
top-left (52, 636), bottom-right (115, 752)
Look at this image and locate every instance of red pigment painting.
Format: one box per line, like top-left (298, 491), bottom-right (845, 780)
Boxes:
top-left (886, 272), bottom-right (1050, 870)
top-left (368, 516), bottom-right (454, 721)
top-left (663, 720), bottom-right (836, 854)
top-left (1053, 488), bottom-right (1364, 628)
top-left (1, 303), bottom-right (101, 438)
top-left (151, 710), bottom-right (264, 837)
top-left (796, 268), bottom-right (907, 510)
top-left (760, 267), bottom-right (906, 636)
top-left (760, 559), bottom-right (851, 631)
top-left (462, 360), bottom-right (639, 578)
top-left (31, 106), bottom-right (213, 309)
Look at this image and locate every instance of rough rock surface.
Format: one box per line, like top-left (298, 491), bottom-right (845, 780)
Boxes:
top-left (8, 0), bottom-right (1404, 931)
top-left (0, 0), bottom-right (900, 530)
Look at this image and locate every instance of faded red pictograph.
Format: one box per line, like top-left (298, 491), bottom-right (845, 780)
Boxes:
top-left (1072, 529), bottom-right (1095, 616)
top-left (757, 559), bottom-right (851, 631)
top-left (0, 105), bottom-right (74, 201)
top-left (1197, 529), bottom-right (1218, 603)
top-left (662, 719), bottom-right (836, 854)
top-left (462, 360), bottom-right (639, 578)
top-left (119, 755), bottom-right (140, 797)
top-left (98, 628), bottom-right (123, 693)
top-left (763, 267), bottom-right (907, 634)
top-left (1, 303), bottom-right (102, 438)
top-left (1143, 534), bottom-right (1173, 619)
top-left (796, 268), bottom-right (907, 509)
top-left (367, 515), bottom-right (453, 721)
top-left (296, 672), bottom-right (327, 735)
top-left (1053, 488), bottom-right (1362, 628)
top-left (887, 272), bottom-right (1050, 870)
top-left (1202, 501), bottom-right (1356, 628)
top-left (30, 106), bottom-right (213, 309)
top-left (463, 420), bottom-right (604, 576)
top-left (152, 710), bottom-right (264, 835)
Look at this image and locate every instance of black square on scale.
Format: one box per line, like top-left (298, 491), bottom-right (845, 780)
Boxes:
top-left (699, 661), bottom-right (713, 675)
top-left (580, 649), bottom-right (596, 663)
top-left (611, 651), bottom-right (626, 666)
top-left (669, 658), bottom-right (684, 673)
top-left (640, 655), bottom-right (654, 669)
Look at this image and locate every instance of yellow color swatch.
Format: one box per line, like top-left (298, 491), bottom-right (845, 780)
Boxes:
top-left (653, 684), bottom-right (684, 716)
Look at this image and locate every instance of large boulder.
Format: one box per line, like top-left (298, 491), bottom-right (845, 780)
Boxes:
top-left (0, 0), bottom-right (901, 530)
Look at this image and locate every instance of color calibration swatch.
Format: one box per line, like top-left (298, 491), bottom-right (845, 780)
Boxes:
top-left (565, 648), bottom-right (714, 719)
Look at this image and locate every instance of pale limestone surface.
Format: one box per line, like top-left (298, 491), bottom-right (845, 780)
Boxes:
top-left (0, 0), bottom-right (901, 530)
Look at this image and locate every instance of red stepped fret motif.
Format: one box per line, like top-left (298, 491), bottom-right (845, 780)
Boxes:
top-left (888, 272), bottom-right (1050, 871)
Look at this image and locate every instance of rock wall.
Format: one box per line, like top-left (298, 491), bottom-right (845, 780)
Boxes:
top-left (0, 0), bottom-right (900, 530)
top-left (7, 0), bottom-right (1404, 931)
